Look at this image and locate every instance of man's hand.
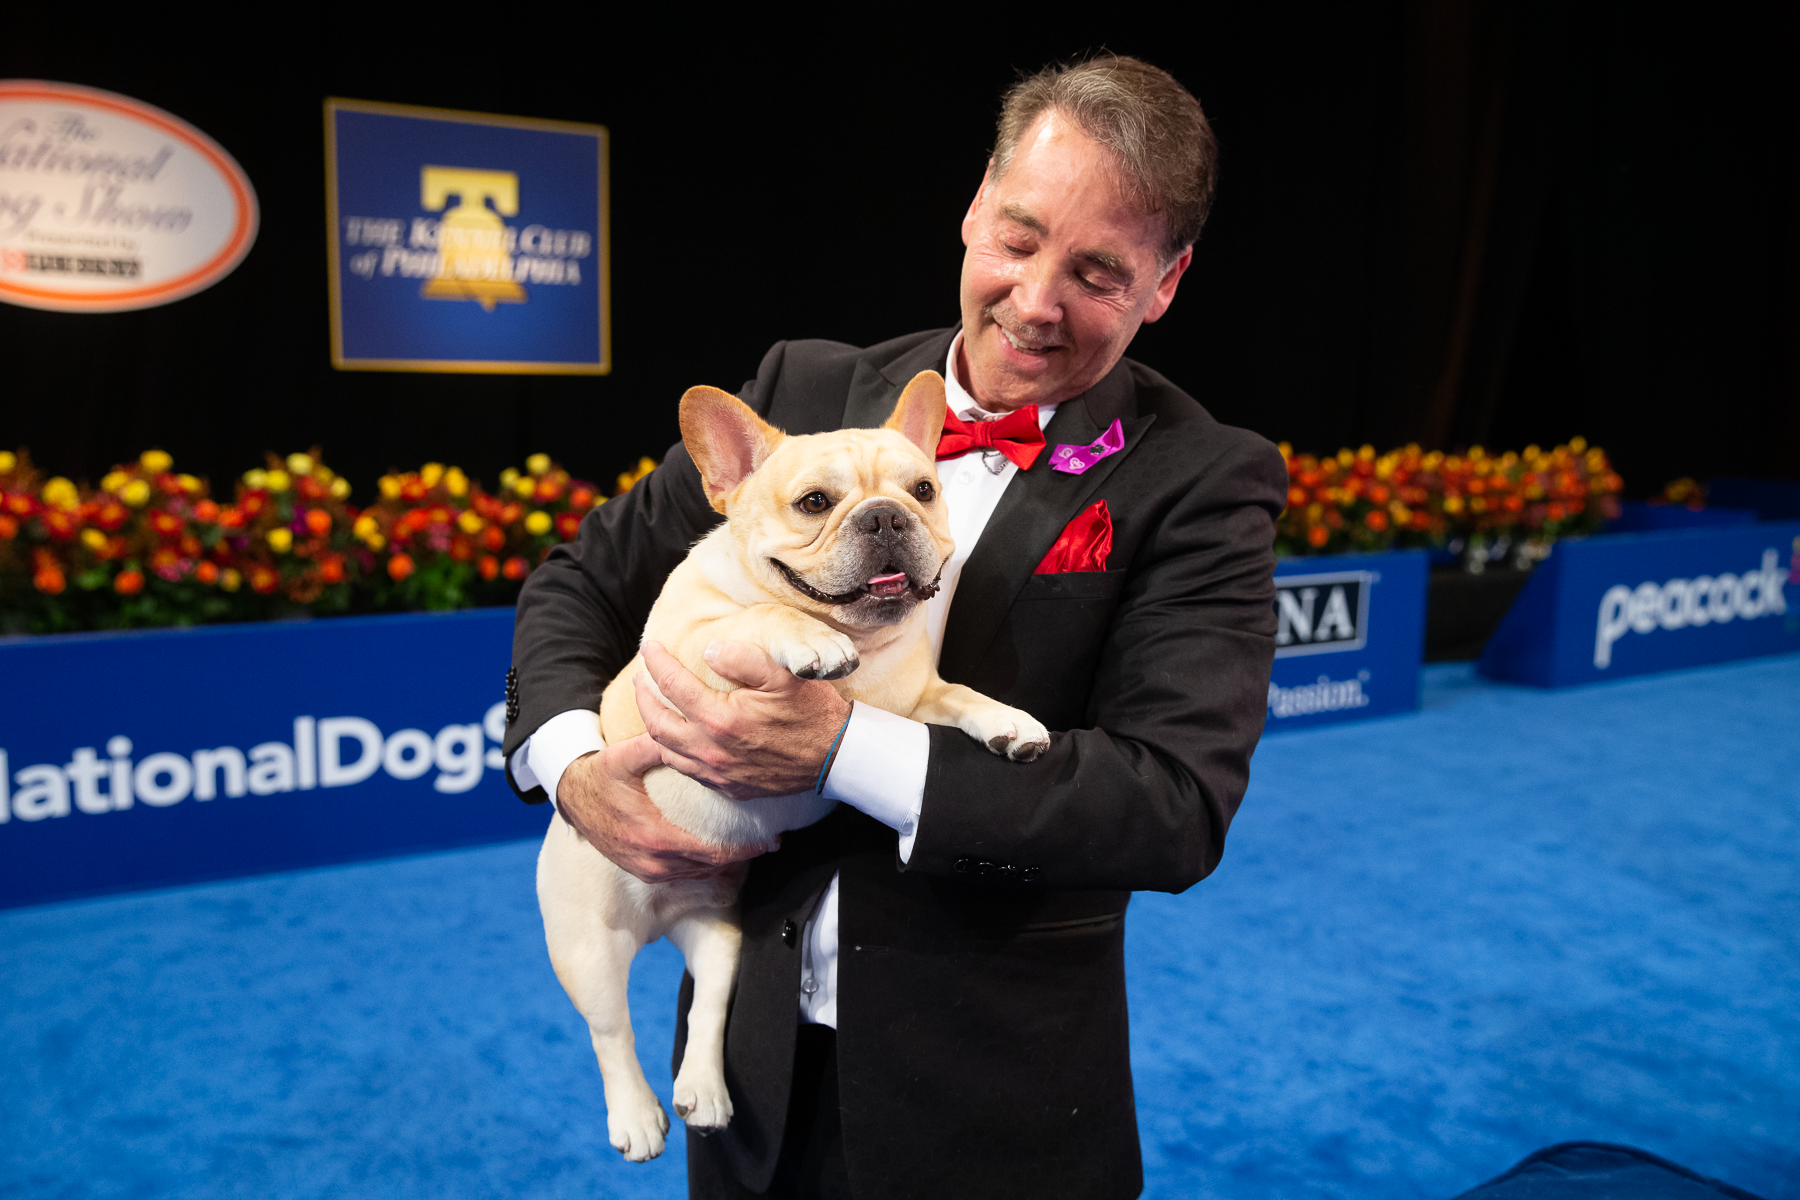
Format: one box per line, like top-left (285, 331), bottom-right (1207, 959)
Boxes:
top-left (636, 639), bottom-right (852, 801)
top-left (556, 736), bottom-right (762, 883)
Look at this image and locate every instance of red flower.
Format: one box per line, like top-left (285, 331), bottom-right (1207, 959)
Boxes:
top-left (555, 511), bottom-right (582, 540)
top-left (218, 507), bottom-right (246, 529)
top-left (305, 508), bottom-right (332, 536)
top-left (151, 511), bottom-right (184, 537)
top-left (569, 487), bottom-right (595, 510)
top-left (195, 561), bottom-right (219, 584)
top-left (194, 499), bottom-right (219, 523)
top-left (501, 556), bottom-right (528, 580)
top-left (478, 555), bottom-right (499, 581)
top-left (114, 569), bottom-right (145, 595)
top-left (0, 514), bottom-right (15, 540)
top-left (1364, 510), bottom-right (1389, 532)
top-left (482, 525), bottom-right (505, 552)
top-left (318, 555), bottom-right (346, 584)
top-left (388, 553), bottom-right (415, 582)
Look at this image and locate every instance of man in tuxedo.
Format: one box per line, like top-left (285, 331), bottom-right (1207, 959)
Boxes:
top-left (504, 55), bottom-right (1286, 1199)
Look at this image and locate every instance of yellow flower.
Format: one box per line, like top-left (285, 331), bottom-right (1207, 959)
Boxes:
top-left (101, 470), bottom-right (129, 493)
top-left (513, 476), bottom-right (537, 498)
top-left (315, 465), bottom-right (335, 482)
top-left (1443, 495), bottom-right (1465, 514)
top-left (267, 528), bottom-right (293, 553)
top-left (1277, 441), bottom-right (1292, 460)
top-left (119, 479), bottom-right (151, 508)
top-left (1568, 436), bottom-right (1587, 453)
top-left (265, 470), bottom-right (291, 493)
top-left (499, 467), bottom-right (520, 489)
top-left (330, 477), bottom-right (351, 499)
top-left (81, 528), bottom-right (108, 551)
top-left (353, 515), bottom-right (380, 539)
top-left (177, 474), bottom-right (203, 494)
top-left (244, 468), bottom-right (268, 490)
top-left (42, 478), bottom-right (78, 509)
top-left (378, 474), bottom-right (402, 500)
top-left (420, 463), bottom-right (445, 488)
top-left (457, 510), bottom-right (485, 534)
top-left (286, 453), bottom-right (314, 476)
top-left (139, 449), bottom-right (173, 474)
top-left (444, 466), bottom-right (469, 497)
top-left (0, 451), bottom-right (14, 474)
top-left (1336, 448), bottom-right (1354, 467)
top-left (526, 453), bottom-right (551, 477)
top-left (524, 510), bottom-right (552, 535)
top-left (1524, 444), bottom-right (1541, 460)
top-left (1469, 496), bottom-right (1488, 514)
top-left (365, 532), bottom-right (386, 552)
top-left (220, 568), bottom-right (242, 592)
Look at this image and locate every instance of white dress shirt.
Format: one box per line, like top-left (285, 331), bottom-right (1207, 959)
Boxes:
top-left (510, 332), bottom-right (1055, 1029)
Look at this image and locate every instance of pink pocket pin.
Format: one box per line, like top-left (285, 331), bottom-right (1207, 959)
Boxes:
top-left (1049, 419), bottom-right (1124, 475)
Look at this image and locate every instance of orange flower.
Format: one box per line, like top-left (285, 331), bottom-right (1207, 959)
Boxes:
top-left (33, 553), bottom-right (65, 593)
top-left (114, 569), bottom-right (145, 595)
top-left (501, 556), bottom-right (529, 580)
top-left (250, 566), bottom-right (280, 594)
top-left (195, 561), bottom-right (219, 584)
top-left (0, 514), bottom-right (15, 539)
top-left (388, 553), bottom-right (415, 582)
top-left (555, 511), bottom-right (582, 540)
top-left (195, 499), bottom-right (219, 523)
top-left (1364, 510), bottom-right (1389, 532)
top-left (1307, 525), bottom-right (1330, 549)
top-left (151, 511), bottom-right (184, 537)
top-left (1286, 486), bottom-right (1307, 509)
top-left (305, 508), bottom-right (332, 536)
top-left (218, 507), bottom-right (246, 529)
top-left (482, 525), bottom-right (505, 552)
top-left (478, 555), bottom-right (499, 581)
top-left (318, 555), bottom-right (346, 584)
top-left (450, 536), bottom-right (474, 562)
top-left (569, 487), bottom-right (595, 510)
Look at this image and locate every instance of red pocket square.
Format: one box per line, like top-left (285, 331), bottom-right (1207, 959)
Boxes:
top-left (1034, 500), bottom-right (1113, 574)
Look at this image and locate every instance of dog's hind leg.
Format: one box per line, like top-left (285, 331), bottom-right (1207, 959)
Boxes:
top-left (538, 819), bottom-right (670, 1162)
top-left (666, 906), bottom-right (741, 1133)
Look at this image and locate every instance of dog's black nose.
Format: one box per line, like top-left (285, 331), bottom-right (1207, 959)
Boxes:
top-left (859, 502), bottom-right (909, 536)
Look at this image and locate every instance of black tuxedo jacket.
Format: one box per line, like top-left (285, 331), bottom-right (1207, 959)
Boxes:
top-left (504, 328), bottom-right (1286, 1200)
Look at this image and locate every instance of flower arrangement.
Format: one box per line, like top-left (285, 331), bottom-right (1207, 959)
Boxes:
top-left (1275, 438), bottom-right (1623, 564)
top-left (0, 447), bottom-right (650, 635)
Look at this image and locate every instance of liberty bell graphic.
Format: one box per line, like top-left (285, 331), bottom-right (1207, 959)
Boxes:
top-left (419, 166), bottom-right (527, 311)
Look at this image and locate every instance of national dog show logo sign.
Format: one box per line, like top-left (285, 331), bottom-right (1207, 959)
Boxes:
top-left (325, 98), bottom-right (609, 374)
top-left (0, 80), bottom-right (258, 312)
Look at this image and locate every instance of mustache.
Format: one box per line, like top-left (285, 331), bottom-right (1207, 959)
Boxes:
top-left (983, 302), bottom-right (1066, 349)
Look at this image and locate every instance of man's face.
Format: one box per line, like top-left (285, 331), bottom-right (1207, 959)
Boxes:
top-left (957, 110), bottom-right (1193, 413)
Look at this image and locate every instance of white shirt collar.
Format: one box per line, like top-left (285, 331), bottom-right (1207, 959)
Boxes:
top-left (945, 330), bottom-right (1058, 430)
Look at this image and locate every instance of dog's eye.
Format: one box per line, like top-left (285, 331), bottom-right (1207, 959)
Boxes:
top-left (797, 491), bottom-right (831, 515)
top-left (913, 480), bottom-right (936, 503)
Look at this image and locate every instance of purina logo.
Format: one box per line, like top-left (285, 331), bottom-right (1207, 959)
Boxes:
top-left (0, 704), bottom-right (506, 825)
top-left (1274, 570), bottom-right (1372, 657)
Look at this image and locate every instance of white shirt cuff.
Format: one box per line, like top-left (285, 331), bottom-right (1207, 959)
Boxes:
top-left (511, 708), bottom-right (606, 805)
top-left (821, 701), bottom-right (929, 862)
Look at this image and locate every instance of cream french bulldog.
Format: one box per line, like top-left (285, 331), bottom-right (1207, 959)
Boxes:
top-left (536, 370), bottom-right (1050, 1161)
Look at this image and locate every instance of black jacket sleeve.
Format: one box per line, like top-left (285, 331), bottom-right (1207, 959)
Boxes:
top-left (905, 430), bottom-right (1287, 894)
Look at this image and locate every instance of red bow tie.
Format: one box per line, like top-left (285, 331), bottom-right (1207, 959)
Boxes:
top-left (936, 405), bottom-right (1045, 471)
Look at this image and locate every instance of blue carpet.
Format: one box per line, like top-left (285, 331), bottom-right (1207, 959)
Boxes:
top-left (2, 656), bottom-right (1796, 1198)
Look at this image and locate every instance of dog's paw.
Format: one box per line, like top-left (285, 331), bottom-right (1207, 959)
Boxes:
top-left (672, 1068), bottom-right (734, 1134)
top-left (770, 629), bottom-right (860, 681)
top-left (607, 1096), bottom-right (670, 1162)
top-left (967, 706), bottom-right (1052, 762)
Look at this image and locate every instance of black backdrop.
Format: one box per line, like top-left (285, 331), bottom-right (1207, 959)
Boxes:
top-left (6, 6), bottom-right (1797, 502)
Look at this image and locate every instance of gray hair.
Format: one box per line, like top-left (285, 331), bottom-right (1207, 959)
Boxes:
top-left (990, 55), bottom-right (1219, 262)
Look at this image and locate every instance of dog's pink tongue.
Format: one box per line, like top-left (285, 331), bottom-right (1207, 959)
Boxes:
top-left (866, 572), bottom-right (910, 597)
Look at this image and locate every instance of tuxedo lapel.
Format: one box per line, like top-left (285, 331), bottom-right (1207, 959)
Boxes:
top-left (937, 361), bottom-right (1155, 685)
top-left (840, 329), bottom-right (956, 429)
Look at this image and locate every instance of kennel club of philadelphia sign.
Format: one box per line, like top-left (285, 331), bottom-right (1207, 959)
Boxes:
top-left (326, 99), bottom-right (610, 374)
top-left (0, 81), bottom-right (259, 312)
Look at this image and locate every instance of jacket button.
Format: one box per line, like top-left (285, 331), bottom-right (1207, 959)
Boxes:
top-left (782, 919), bottom-right (797, 947)
top-left (953, 858), bottom-right (972, 874)
top-left (1020, 867), bottom-right (1041, 883)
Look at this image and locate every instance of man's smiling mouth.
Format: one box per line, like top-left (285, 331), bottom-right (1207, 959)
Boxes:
top-left (999, 324), bottom-right (1064, 356)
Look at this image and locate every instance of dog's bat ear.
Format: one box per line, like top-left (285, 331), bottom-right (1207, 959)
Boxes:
top-left (680, 386), bottom-right (785, 513)
top-left (885, 371), bottom-right (947, 457)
